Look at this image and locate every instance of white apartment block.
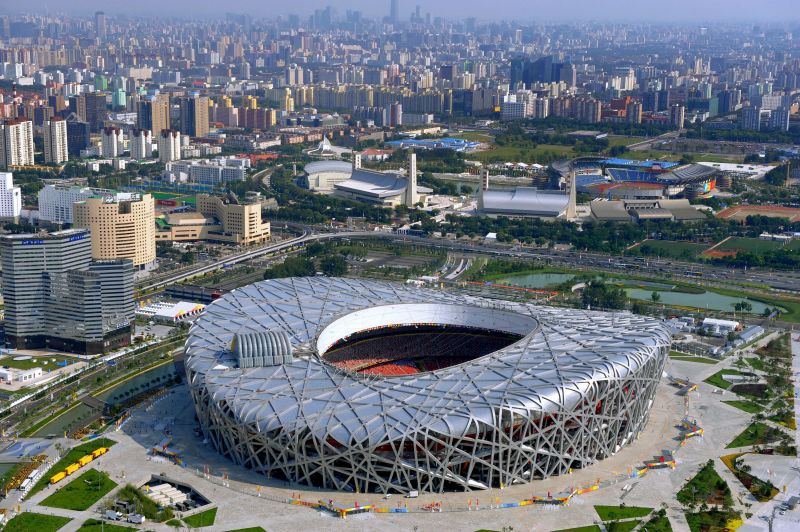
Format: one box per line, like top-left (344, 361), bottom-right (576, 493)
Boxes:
top-left (0, 119), bottom-right (35, 169)
top-left (158, 129), bottom-right (181, 163)
top-left (0, 172), bottom-right (22, 219)
top-left (101, 127), bottom-right (124, 158)
top-left (43, 118), bottom-right (69, 164)
top-left (130, 129), bottom-right (153, 160)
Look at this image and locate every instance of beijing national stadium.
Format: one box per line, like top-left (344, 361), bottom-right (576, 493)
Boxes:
top-left (185, 277), bottom-right (671, 494)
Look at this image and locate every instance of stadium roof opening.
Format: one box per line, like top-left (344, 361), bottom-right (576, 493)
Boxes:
top-left (601, 158), bottom-right (679, 169)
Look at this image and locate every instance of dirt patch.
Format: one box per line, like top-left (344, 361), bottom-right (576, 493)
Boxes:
top-left (702, 249), bottom-right (737, 258)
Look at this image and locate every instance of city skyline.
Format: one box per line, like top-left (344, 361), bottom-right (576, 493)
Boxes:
top-left (5, 0), bottom-right (800, 22)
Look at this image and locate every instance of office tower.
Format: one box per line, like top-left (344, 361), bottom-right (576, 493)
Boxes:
top-left (73, 92), bottom-right (108, 132)
top-left (38, 184), bottom-right (97, 224)
top-left (157, 129), bottom-right (181, 163)
top-left (48, 95), bottom-right (68, 114)
top-left (73, 193), bottom-right (156, 270)
top-left (101, 127), bottom-right (123, 158)
top-left (390, 0), bottom-right (400, 23)
top-left (95, 11), bottom-right (107, 39)
top-left (0, 229), bottom-right (134, 354)
top-left (136, 94), bottom-right (170, 133)
top-left (43, 117), bottom-right (69, 164)
top-left (439, 65), bottom-right (457, 82)
top-left (179, 94), bottom-right (210, 138)
top-left (196, 195), bottom-right (271, 245)
top-left (0, 172), bottom-right (21, 220)
top-left (642, 91), bottom-right (659, 113)
top-left (0, 119), bottom-right (35, 169)
top-left (66, 117), bottom-right (90, 157)
top-left (670, 104), bottom-right (686, 129)
top-left (626, 101), bottom-right (643, 124)
top-left (718, 89), bottom-right (742, 114)
top-left (130, 129), bottom-right (153, 160)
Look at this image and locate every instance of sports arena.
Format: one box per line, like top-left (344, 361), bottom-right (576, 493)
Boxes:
top-left (185, 277), bottom-right (671, 494)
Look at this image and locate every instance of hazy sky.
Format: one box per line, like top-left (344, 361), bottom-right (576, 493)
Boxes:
top-left (11, 0), bottom-right (800, 22)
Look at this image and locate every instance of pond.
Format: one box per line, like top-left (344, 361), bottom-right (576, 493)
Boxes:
top-left (625, 288), bottom-right (774, 314)
top-left (495, 273), bottom-right (575, 289)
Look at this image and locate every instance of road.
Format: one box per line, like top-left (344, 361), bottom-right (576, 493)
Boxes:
top-left (138, 225), bottom-right (800, 296)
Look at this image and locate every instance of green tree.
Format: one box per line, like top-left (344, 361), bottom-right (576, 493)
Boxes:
top-left (320, 255), bottom-right (348, 277)
top-left (650, 291), bottom-right (661, 303)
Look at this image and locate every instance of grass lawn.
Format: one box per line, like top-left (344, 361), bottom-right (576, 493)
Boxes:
top-left (633, 239), bottom-right (708, 259)
top-left (0, 461), bottom-right (30, 488)
top-left (225, 529), bottom-right (267, 532)
top-left (77, 519), bottom-right (135, 532)
top-left (745, 357), bottom-right (766, 371)
top-left (470, 143), bottom-right (576, 164)
top-left (3, 512), bottom-right (72, 532)
top-left (722, 400), bottom-right (764, 414)
top-left (0, 354), bottom-right (82, 370)
top-left (28, 438), bottom-right (116, 498)
top-left (452, 131), bottom-right (494, 142)
top-left (716, 237), bottom-right (785, 254)
top-left (677, 460), bottom-right (733, 507)
top-left (670, 356), bottom-right (719, 364)
top-left (726, 422), bottom-right (785, 448)
top-left (553, 527), bottom-right (602, 532)
top-left (607, 522), bottom-right (641, 532)
top-left (182, 507), bottom-right (218, 528)
top-left (594, 505), bottom-right (653, 521)
top-left (685, 510), bottom-right (741, 532)
top-left (703, 369), bottom-right (743, 390)
top-left (640, 512), bottom-right (673, 531)
top-left (41, 468), bottom-right (117, 511)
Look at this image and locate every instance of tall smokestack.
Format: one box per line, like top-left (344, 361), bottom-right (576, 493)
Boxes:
top-left (405, 152), bottom-right (417, 207)
top-left (565, 168), bottom-right (577, 220)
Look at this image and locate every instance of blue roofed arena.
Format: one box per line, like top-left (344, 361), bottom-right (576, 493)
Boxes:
top-left (185, 277), bottom-right (671, 494)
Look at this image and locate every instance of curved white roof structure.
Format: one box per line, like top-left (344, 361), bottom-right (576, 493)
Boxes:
top-left (186, 277), bottom-right (670, 494)
top-left (481, 187), bottom-right (571, 217)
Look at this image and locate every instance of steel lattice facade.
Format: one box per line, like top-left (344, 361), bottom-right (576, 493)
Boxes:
top-left (185, 277), bottom-right (671, 494)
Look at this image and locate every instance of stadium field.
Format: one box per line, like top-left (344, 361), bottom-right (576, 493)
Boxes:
top-left (714, 237), bottom-right (786, 254)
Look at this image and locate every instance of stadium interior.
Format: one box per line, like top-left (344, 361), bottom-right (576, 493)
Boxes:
top-left (322, 325), bottom-right (522, 376)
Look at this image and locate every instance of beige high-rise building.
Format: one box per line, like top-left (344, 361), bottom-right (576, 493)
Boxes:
top-left (179, 94), bottom-right (209, 138)
top-left (73, 193), bottom-right (156, 269)
top-left (0, 119), bottom-right (35, 169)
top-left (136, 93), bottom-right (170, 134)
top-left (157, 129), bottom-right (181, 163)
top-left (43, 117), bottom-right (69, 164)
top-left (196, 193), bottom-right (270, 245)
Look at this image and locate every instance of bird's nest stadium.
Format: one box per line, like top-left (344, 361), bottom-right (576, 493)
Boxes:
top-left (185, 277), bottom-right (671, 494)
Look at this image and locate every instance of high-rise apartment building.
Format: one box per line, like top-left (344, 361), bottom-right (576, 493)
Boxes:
top-left (157, 129), bottom-right (181, 162)
top-left (43, 117), bottom-right (69, 164)
top-left (101, 127), bottom-right (124, 158)
top-left (0, 119), bottom-right (35, 169)
top-left (0, 229), bottom-right (134, 354)
top-left (136, 93), bottom-right (170, 133)
top-left (0, 172), bottom-right (21, 220)
top-left (286, 64), bottom-right (304, 86)
top-left (73, 193), bottom-right (156, 270)
top-left (390, 0), bottom-right (400, 23)
top-left (179, 94), bottom-right (209, 138)
top-left (670, 104), bottom-right (686, 129)
top-left (626, 101), bottom-right (643, 124)
top-left (130, 129), bottom-right (153, 160)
